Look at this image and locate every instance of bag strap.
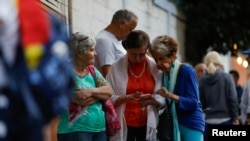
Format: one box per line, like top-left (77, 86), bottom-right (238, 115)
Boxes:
top-left (86, 65), bottom-right (95, 77)
top-left (166, 64), bottom-right (184, 110)
top-left (86, 65), bottom-right (98, 87)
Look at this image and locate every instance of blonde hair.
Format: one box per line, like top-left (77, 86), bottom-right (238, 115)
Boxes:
top-left (204, 51), bottom-right (222, 74)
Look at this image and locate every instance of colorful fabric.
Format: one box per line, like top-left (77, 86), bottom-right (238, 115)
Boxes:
top-left (1, 1), bottom-right (72, 141)
top-left (18, 0), bottom-right (50, 69)
top-left (18, 0), bottom-right (50, 45)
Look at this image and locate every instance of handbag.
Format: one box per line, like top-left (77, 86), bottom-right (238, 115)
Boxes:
top-left (157, 100), bottom-right (173, 141)
top-left (157, 64), bottom-right (183, 141)
top-left (102, 99), bottom-right (121, 137)
top-left (86, 65), bottom-right (121, 137)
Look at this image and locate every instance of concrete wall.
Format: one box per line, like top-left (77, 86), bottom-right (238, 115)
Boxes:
top-left (70, 0), bottom-right (170, 37)
top-left (42, 0), bottom-right (186, 61)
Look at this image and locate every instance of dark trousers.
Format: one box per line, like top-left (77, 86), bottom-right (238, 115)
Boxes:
top-left (204, 119), bottom-right (232, 141)
top-left (127, 125), bottom-right (147, 141)
top-left (0, 88), bottom-right (44, 141)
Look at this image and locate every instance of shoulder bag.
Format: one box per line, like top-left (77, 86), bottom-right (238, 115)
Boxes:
top-left (157, 64), bottom-right (183, 141)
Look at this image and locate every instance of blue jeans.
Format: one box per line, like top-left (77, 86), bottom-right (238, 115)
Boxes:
top-left (57, 131), bottom-right (107, 141)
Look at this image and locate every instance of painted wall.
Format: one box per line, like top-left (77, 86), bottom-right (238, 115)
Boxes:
top-left (42, 0), bottom-right (247, 85)
top-left (42, 0), bottom-right (186, 61)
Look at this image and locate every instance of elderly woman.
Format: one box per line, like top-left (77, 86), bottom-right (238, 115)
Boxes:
top-left (57, 32), bottom-right (113, 141)
top-left (106, 30), bottom-right (164, 141)
top-left (149, 35), bottom-right (205, 141)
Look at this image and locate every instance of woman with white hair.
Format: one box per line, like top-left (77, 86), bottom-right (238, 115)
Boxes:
top-left (199, 51), bottom-right (239, 140)
top-left (149, 35), bottom-right (205, 141)
top-left (57, 32), bottom-right (113, 141)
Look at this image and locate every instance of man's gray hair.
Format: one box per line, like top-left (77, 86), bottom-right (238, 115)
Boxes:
top-left (111, 9), bottom-right (138, 24)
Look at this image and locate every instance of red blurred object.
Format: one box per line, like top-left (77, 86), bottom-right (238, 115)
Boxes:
top-left (18, 0), bottom-right (50, 47)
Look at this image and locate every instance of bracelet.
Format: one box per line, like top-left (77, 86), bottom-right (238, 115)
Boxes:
top-left (126, 95), bottom-right (131, 101)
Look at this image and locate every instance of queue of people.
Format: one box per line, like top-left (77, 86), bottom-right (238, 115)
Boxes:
top-left (57, 8), bottom-right (207, 140)
top-left (1, 2), bottom-right (246, 141)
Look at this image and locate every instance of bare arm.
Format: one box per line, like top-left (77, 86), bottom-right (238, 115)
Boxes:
top-left (113, 95), bottom-right (128, 107)
top-left (91, 83), bottom-right (113, 100)
top-left (101, 65), bottom-right (111, 77)
top-left (114, 93), bottom-right (161, 108)
top-left (114, 91), bottom-right (141, 107)
top-left (71, 83), bottom-right (112, 105)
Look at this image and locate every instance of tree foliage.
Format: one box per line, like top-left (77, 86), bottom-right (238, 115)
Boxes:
top-left (172, 0), bottom-right (250, 65)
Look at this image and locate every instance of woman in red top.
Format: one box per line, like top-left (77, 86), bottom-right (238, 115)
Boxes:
top-left (106, 30), bottom-right (165, 141)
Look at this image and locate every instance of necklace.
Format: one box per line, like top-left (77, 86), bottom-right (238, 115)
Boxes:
top-left (128, 62), bottom-right (146, 78)
top-left (75, 68), bottom-right (88, 77)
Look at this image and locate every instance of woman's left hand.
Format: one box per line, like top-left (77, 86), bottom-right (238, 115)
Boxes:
top-left (156, 87), bottom-right (171, 98)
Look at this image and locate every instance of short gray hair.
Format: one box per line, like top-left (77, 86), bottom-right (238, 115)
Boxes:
top-left (111, 9), bottom-right (138, 24)
top-left (71, 32), bottom-right (96, 54)
top-left (149, 35), bottom-right (178, 57)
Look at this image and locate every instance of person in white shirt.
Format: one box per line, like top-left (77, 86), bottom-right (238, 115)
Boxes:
top-left (94, 9), bottom-right (138, 77)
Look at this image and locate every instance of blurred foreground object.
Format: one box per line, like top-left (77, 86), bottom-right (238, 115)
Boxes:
top-left (0, 0), bottom-right (73, 141)
top-left (18, 0), bottom-right (50, 70)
